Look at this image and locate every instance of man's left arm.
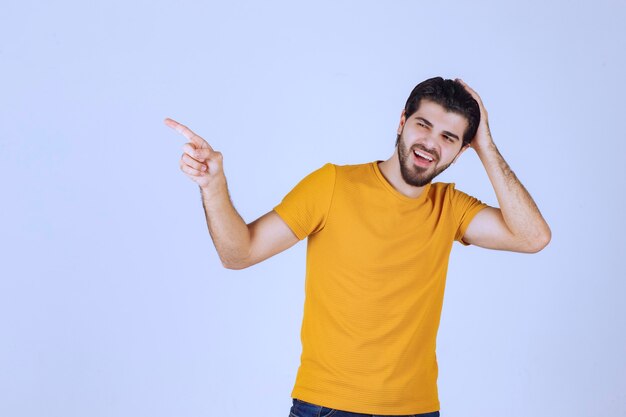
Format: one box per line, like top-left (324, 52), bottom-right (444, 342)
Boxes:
top-left (456, 79), bottom-right (551, 253)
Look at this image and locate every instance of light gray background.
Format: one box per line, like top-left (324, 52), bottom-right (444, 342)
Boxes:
top-left (1, 0), bottom-right (624, 416)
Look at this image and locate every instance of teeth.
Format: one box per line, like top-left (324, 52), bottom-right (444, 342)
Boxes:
top-left (414, 150), bottom-right (433, 162)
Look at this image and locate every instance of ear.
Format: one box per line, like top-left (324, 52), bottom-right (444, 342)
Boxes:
top-left (397, 109), bottom-right (406, 135)
top-left (452, 143), bottom-right (470, 164)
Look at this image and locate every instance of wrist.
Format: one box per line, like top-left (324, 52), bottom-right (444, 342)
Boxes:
top-left (473, 136), bottom-right (496, 157)
top-left (199, 178), bottom-right (228, 200)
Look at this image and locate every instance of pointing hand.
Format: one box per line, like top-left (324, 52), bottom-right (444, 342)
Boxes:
top-left (164, 117), bottom-right (225, 190)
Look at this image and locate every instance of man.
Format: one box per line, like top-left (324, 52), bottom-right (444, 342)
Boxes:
top-left (165, 77), bottom-right (551, 417)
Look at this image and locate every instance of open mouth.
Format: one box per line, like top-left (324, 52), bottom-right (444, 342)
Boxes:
top-left (413, 149), bottom-right (435, 166)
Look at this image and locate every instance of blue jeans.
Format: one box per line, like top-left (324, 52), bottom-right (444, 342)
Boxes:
top-left (289, 398), bottom-right (440, 417)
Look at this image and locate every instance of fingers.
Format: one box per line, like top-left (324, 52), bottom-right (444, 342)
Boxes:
top-left (455, 79), bottom-right (488, 118)
top-left (182, 142), bottom-right (217, 163)
top-left (164, 117), bottom-right (214, 151)
top-left (455, 78), bottom-right (483, 104)
top-left (456, 78), bottom-right (475, 96)
top-left (181, 142), bottom-right (223, 175)
top-left (181, 152), bottom-right (208, 172)
top-left (180, 159), bottom-right (206, 177)
top-left (180, 142), bottom-right (208, 175)
top-left (192, 148), bottom-right (217, 161)
top-left (182, 143), bottom-right (199, 159)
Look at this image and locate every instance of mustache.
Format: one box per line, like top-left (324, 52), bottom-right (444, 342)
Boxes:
top-left (410, 144), bottom-right (439, 162)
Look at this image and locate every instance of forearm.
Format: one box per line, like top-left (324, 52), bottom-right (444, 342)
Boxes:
top-left (476, 140), bottom-right (551, 247)
top-left (199, 181), bottom-right (251, 268)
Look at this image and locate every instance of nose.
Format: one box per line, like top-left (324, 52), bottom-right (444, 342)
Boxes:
top-left (419, 131), bottom-right (439, 154)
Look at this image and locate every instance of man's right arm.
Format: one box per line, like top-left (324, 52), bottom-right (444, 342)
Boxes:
top-left (201, 185), bottom-right (298, 269)
top-left (165, 117), bottom-right (299, 270)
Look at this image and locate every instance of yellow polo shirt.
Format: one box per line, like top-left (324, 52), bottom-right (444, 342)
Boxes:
top-left (274, 161), bottom-right (487, 415)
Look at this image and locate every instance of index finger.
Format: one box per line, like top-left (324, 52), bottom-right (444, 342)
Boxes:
top-left (164, 117), bottom-right (213, 150)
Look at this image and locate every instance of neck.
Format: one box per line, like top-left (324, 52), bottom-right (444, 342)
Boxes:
top-left (378, 151), bottom-right (428, 199)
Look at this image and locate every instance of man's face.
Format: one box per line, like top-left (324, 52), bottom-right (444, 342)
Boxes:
top-left (396, 99), bottom-right (469, 187)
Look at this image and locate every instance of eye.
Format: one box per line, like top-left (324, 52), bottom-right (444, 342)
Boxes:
top-left (443, 136), bottom-right (455, 143)
top-left (417, 122), bottom-right (427, 128)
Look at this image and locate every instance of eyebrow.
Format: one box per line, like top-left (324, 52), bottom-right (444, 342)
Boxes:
top-left (415, 117), bottom-right (461, 141)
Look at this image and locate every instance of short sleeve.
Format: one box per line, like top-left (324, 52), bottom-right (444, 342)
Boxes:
top-left (449, 184), bottom-right (489, 246)
top-left (273, 163), bottom-right (336, 240)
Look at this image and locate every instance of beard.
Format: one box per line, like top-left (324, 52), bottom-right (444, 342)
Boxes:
top-left (396, 134), bottom-right (453, 187)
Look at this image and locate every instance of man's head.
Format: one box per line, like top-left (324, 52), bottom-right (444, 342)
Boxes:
top-left (395, 77), bottom-right (480, 187)
top-left (398, 77), bottom-right (480, 147)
